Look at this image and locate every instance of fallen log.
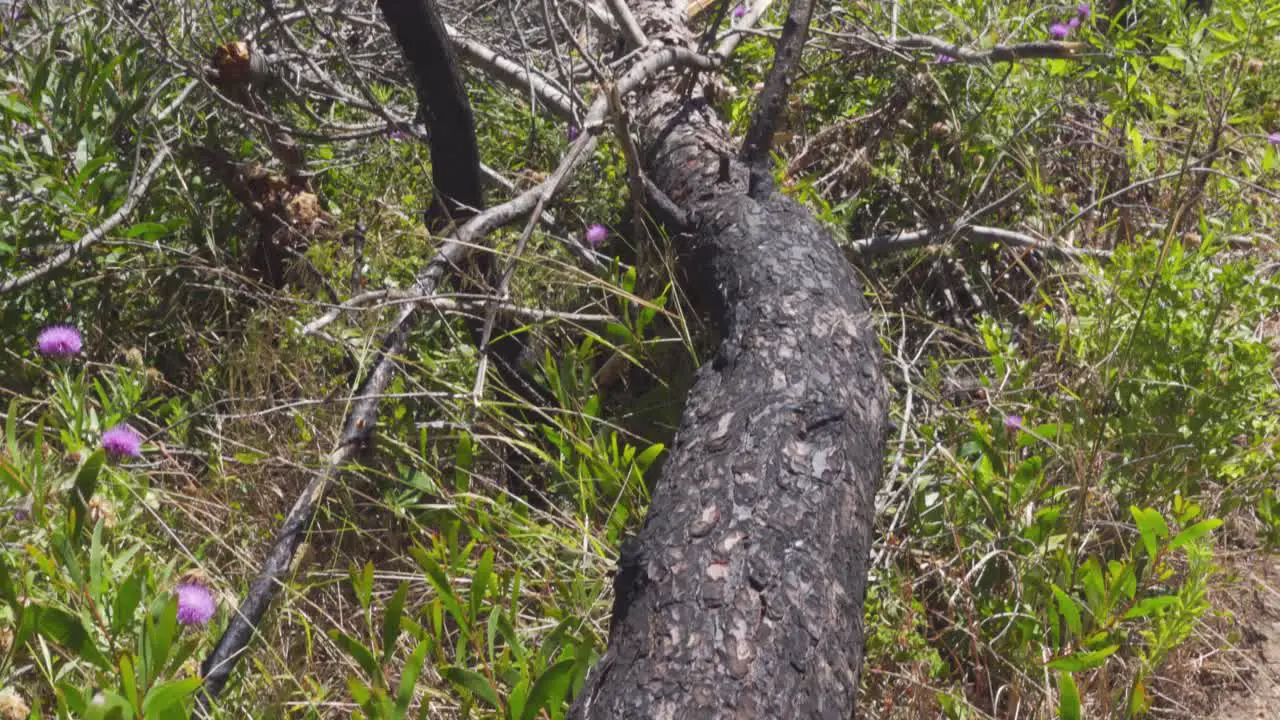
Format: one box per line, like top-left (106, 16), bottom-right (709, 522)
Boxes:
top-left (568, 1), bottom-right (889, 717)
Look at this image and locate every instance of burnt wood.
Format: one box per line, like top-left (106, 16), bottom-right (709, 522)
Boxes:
top-left (568, 3), bottom-right (889, 718)
top-left (378, 0), bottom-right (548, 413)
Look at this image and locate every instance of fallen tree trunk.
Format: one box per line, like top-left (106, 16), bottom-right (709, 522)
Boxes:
top-left (569, 2), bottom-right (888, 718)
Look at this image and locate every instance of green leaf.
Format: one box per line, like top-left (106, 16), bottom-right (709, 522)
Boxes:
top-left (1019, 423), bottom-right (1072, 447)
top-left (0, 92), bottom-right (35, 120)
top-left (1130, 506), bottom-right (1169, 560)
top-left (54, 532), bottom-right (84, 587)
top-left (89, 522), bottom-right (106, 603)
top-left (1122, 595), bottom-right (1178, 620)
top-left (396, 639), bottom-right (430, 715)
top-left (508, 677), bottom-right (529, 720)
top-left (413, 547), bottom-right (470, 642)
top-left (1047, 644), bottom-right (1119, 672)
top-left (13, 601), bottom-right (35, 651)
top-left (382, 581), bottom-right (409, 662)
top-left (119, 653), bottom-right (140, 711)
top-left (331, 629), bottom-right (382, 683)
top-left (491, 610), bottom-right (526, 663)
top-left (124, 222), bottom-right (169, 240)
top-left (112, 567), bottom-right (146, 635)
top-left (442, 666), bottom-right (501, 709)
top-left (141, 677), bottom-right (203, 717)
top-left (58, 680), bottom-right (89, 714)
top-left (1168, 519), bottom-right (1222, 551)
top-left (634, 443), bottom-right (665, 474)
top-left (1057, 672), bottom-right (1081, 720)
top-left (351, 561), bottom-right (374, 610)
top-left (4, 398), bottom-right (20, 468)
top-left (348, 677), bottom-right (372, 707)
top-left (69, 449), bottom-right (106, 543)
top-left (34, 604), bottom-right (111, 669)
top-left (470, 549), bottom-right (494, 623)
top-left (1127, 123), bottom-right (1146, 157)
top-left (146, 596), bottom-right (179, 685)
top-left (0, 459), bottom-right (21, 494)
top-left (1128, 677), bottom-right (1150, 716)
top-left (604, 322), bottom-right (632, 344)
top-left (520, 659), bottom-right (577, 720)
top-left (75, 153), bottom-right (113, 188)
top-left (1051, 585), bottom-right (1083, 638)
top-left (0, 554), bottom-right (17, 609)
top-left (1107, 559), bottom-right (1137, 603)
top-left (26, 543), bottom-right (60, 580)
top-left (81, 690), bottom-right (133, 720)
top-left (455, 432), bottom-right (474, 490)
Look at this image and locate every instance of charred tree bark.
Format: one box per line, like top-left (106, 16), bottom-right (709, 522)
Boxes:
top-left (569, 3), bottom-right (888, 718)
top-left (377, 0), bottom-right (548, 410)
top-left (376, 0), bottom-right (482, 227)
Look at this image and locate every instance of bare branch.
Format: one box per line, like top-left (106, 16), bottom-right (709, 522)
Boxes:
top-left (715, 0), bottom-right (778, 60)
top-left (300, 290), bottom-right (616, 335)
top-left (1, 146), bottom-right (171, 295)
top-left (849, 223), bottom-right (1111, 260)
top-left (605, 0), bottom-right (648, 49)
top-left (740, 0), bottom-right (817, 196)
top-left (448, 24), bottom-right (580, 120)
top-left (834, 28), bottom-right (1091, 64)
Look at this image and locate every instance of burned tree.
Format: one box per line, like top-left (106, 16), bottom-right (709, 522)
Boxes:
top-left (567, 2), bottom-right (887, 717)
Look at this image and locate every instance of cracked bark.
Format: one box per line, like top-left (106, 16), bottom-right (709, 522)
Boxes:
top-left (569, 3), bottom-right (889, 718)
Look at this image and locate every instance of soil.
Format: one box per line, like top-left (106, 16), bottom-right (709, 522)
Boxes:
top-left (1210, 553), bottom-right (1280, 719)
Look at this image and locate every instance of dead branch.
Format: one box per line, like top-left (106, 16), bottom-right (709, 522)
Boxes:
top-left (850, 223), bottom-right (1112, 260)
top-left (740, 0), bottom-right (817, 195)
top-left (1, 145), bottom-right (172, 295)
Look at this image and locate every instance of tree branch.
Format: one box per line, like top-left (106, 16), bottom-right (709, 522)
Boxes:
top-left (1, 146), bottom-right (171, 295)
top-left (604, 0), bottom-right (648, 49)
top-left (740, 0), bottom-right (816, 196)
top-left (377, 0), bottom-right (483, 226)
top-left (838, 29), bottom-right (1090, 64)
top-left (447, 24), bottom-right (580, 120)
top-left (849, 223), bottom-right (1111, 260)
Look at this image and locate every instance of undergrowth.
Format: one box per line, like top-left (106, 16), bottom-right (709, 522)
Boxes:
top-left (1, 1), bottom-right (1278, 719)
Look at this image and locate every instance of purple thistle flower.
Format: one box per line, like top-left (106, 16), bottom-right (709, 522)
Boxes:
top-left (1077, 3), bottom-right (1091, 18)
top-left (585, 224), bottom-right (607, 248)
top-left (1268, 131), bottom-right (1280, 146)
top-left (175, 582), bottom-right (217, 626)
top-left (35, 325), bottom-right (82, 358)
top-left (1068, 16), bottom-right (1081, 29)
top-left (1049, 22), bottom-right (1071, 40)
top-left (102, 424), bottom-right (143, 459)
top-left (732, 4), bottom-right (746, 19)
top-left (567, 124), bottom-right (580, 142)
top-left (935, 54), bottom-right (956, 64)
top-left (1003, 414), bottom-right (1023, 432)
